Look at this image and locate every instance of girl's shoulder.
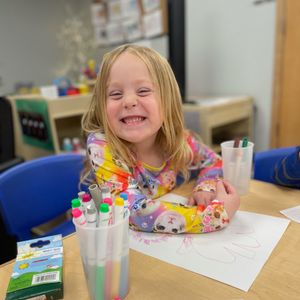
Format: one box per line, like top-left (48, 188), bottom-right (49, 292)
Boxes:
top-left (185, 130), bottom-right (202, 150)
top-left (87, 132), bottom-right (107, 146)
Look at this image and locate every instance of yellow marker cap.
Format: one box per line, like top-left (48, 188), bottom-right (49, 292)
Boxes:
top-left (115, 197), bottom-right (124, 206)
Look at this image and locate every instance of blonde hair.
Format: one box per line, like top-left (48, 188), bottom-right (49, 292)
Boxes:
top-left (81, 44), bottom-right (192, 181)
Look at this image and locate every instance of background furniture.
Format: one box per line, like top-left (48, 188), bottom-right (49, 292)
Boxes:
top-left (0, 153), bottom-right (84, 242)
top-left (272, 0), bottom-right (300, 148)
top-left (254, 146), bottom-right (298, 184)
top-left (183, 96), bottom-right (254, 152)
top-left (1, 180), bottom-right (299, 299)
top-left (8, 94), bottom-right (91, 160)
top-left (0, 97), bottom-right (23, 173)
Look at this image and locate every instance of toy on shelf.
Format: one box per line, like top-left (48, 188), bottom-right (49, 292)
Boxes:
top-left (83, 59), bottom-right (99, 80)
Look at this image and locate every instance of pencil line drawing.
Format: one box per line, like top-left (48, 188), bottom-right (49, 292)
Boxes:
top-left (130, 223), bottom-right (261, 264)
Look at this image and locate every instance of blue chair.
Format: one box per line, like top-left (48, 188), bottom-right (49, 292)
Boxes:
top-left (253, 146), bottom-right (298, 184)
top-left (0, 153), bottom-right (85, 241)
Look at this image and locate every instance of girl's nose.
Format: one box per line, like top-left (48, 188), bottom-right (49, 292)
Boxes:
top-left (124, 94), bottom-right (137, 108)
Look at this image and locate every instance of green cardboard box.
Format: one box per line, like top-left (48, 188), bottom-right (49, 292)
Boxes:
top-left (6, 235), bottom-right (63, 300)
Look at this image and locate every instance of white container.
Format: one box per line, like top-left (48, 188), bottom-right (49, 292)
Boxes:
top-left (74, 216), bottom-right (129, 300)
top-left (221, 140), bottom-right (254, 195)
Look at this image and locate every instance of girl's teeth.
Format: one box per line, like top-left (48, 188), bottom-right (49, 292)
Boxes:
top-left (124, 117), bottom-right (144, 124)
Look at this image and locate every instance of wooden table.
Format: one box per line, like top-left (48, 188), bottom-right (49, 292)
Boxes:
top-left (1, 180), bottom-right (300, 300)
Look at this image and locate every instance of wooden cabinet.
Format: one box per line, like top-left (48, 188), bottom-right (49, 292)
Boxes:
top-left (183, 96), bottom-right (254, 152)
top-left (8, 94), bottom-right (91, 160)
top-left (271, 0), bottom-right (300, 147)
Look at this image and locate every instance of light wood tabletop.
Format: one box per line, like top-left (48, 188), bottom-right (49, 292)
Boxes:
top-left (1, 180), bottom-right (300, 300)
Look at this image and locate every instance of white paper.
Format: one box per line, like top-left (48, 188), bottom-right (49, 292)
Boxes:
top-left (122, 17), bottom-right (142, 42)
top-left (142, 10), bottom-right (163, 38)
top-left (130, 210), bottom-right (290, 291)
top-left (90, 3), bottom-right (106, 26)
top-left (280, 205), bottom-right (300, 223)
top-left (106, 22), bottom-right (125, 44)
top-left (93, 25), bottom-right (108, 46)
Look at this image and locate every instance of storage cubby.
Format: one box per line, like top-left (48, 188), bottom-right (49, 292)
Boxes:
top-left (9, 94), bottom-right (91, 160)
top-left (183, 96), bottom-right (254, 153)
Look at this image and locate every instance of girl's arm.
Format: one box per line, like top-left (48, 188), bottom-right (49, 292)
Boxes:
top-left (87, 133), bottom-right (234, 234)
top-left (187, 134), bottom-right (223, 205)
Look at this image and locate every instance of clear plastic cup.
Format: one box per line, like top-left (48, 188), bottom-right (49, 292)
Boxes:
top-left (74, 216), bottom-right (129, 300)
top-left (221, 140), bottom-right (254, 195)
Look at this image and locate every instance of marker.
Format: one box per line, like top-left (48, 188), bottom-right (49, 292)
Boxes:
top-left (114, 197), bottom-right (124, 224)
top-left (77, 191), bottom-right (86, 201)
top-left (242, 137), bottom-right (248, 147)
top-left (86, 204), bottom-right (98, 228)
top-left (98, 203), bottom-right (110, 226)
top-left (233, 137), bottom-right (240, 148)
top-left (85, 203), bottom-right (97, 296)
top-left (119, 193), bottom-right (129, 218)
top-left (82, 193), bottom-right (96, 213)
top-left (100, 200), bottom-right (112, 299)
top-left (101, 185), bottom-right (111, 201)
top-left (111, 197), bottom-right (124, 297)
top-left (72, 208), bottom-right (87, 226)
top-left (96, 203), bottom-right (110, 300)
top-left (89, 184), bottom-right (102, 212)
top-left (233, 138), bottom-right (243, 192)
top-left (71, 198), bottom-right (83, 212)
top-left (103, 197), bottom-right (113, 225)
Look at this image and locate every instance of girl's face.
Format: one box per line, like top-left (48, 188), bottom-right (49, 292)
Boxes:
top-left (106, 52), bottom-right (163, 147)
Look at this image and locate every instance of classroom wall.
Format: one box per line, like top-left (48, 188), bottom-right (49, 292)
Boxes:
top-left (186, 0), bottom-right (276, 151)
top-left (0, 0), bottom-right (275, 151)
top-left (0, 0), bottom-right (96, 95)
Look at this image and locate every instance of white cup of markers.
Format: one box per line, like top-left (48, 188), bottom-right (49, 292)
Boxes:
top-left (221, 138), bottom-right (254, 196)
top-left (72, 187), bottom-right (130, 300)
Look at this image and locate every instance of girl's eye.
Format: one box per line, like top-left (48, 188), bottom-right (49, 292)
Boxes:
top-left (109, 91), bottom-right (122, 100)
top-left (137, 88), bottom-right (152, 96)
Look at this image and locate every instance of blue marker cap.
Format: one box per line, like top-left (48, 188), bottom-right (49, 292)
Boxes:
top-left (119, 192), bottom-right (128, 200)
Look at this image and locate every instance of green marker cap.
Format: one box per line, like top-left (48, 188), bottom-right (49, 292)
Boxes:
top-left (99, 203), bottom-right (109, 213)
top-left (71, 198), bottom-right (81, 208)
top-left (242, 137), bottom-right (248, 147)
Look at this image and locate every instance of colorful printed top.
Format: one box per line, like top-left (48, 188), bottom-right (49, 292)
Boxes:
top-left (87, 132), bottom-right (229, 234)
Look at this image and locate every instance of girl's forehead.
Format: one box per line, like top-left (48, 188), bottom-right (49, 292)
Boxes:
top-left (107, 53), bottom-right (156, 84)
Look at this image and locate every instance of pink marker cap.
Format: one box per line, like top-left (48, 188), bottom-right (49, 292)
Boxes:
top-left (103, 197), bottom-right (112, 206)
top-left (72, 208), bottom-right (82, 218)
top-left (82, 194), bottom-right (91, 203)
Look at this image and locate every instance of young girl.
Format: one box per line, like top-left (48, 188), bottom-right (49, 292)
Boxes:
top-left (81, 44), bottom-right (240, 234)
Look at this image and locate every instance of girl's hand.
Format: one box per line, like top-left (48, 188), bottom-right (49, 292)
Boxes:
top-left (215, 180), bottom-right (240, 219)
top-left (188, 190), bottom-right (216, 206)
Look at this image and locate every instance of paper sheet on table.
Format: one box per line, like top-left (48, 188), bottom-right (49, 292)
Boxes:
top-left (129, 194), bottom-right (290, 292)
top-left (280, 205), bottom-right (300, 223)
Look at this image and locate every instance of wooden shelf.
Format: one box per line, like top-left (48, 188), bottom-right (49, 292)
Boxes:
top-left (8, 94), bottom-right (92, 160)
top-left (183, 96), bottom-right (254, 152)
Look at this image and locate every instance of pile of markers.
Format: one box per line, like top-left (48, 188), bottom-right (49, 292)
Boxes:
top-left (71, 184), bottom-right (129, 300)
top-left (71, 184), bottom-right (129, 228)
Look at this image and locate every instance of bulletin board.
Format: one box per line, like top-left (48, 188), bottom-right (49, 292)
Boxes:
top-left (90, 0), bottom-right (168, 46)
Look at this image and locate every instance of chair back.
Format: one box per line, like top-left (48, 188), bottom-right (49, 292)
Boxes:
top-left (0, 153), bottom-right (84, 241)
top-left (253, 147), bottom-right (296, 184)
